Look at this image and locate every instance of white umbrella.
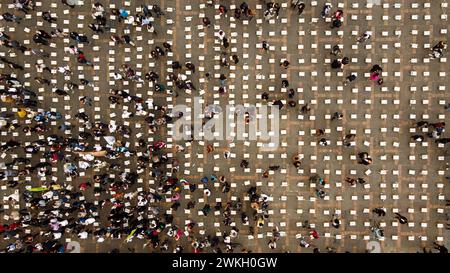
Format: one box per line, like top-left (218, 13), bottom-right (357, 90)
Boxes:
top-left (7, 191), bottom-right (19, 202)
top-left (66, 0), bottom-right (78, 5)
top-left (0, 119), bottom-right (7, 128)
top-left (103, 136), bottom-right (116, 145)
top-left (82, 153), bottom-right (95, 161)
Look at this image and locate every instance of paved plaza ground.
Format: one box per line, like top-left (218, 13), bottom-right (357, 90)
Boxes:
top-left (0, 0), bottom-right (449, 253)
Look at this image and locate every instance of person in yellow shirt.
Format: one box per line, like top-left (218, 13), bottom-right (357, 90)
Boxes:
top-left (17, 108), bottom-right (27, 118)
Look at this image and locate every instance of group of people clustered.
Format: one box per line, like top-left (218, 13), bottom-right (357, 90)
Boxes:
top-left (0, 0), bottom-right (448, 254)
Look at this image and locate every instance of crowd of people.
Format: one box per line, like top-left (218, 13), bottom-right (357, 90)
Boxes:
top-left (0, 0), bottom-right (448, 254)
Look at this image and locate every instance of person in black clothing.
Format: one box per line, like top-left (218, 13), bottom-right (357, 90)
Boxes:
top-left (240, 160), bottom-right (249, 168)
top-left (331, 18), bottom-right (342, 28)
top-left (273, 99), bottom-right (284, 109)
top-left (0, 140), bottom-right (20, 151)
top-left (371, 64), bottom-right (382, 74)
top-left (172, 61), bottom-right (181, 70)
top-left (280, 60), bottom-right (290, 69)
top-left (54, 89), bottom-right (68, 96)
top-left (234, 8), bottom-right (241, 19)
top-left (42, 11), bottom-right (57, 23)
top-left (37, 30), bottom-right (52, 39)
top-left (185, 62), bottom-right (195, 73)
top-left (373, 208), bottom-right (386, 217)
top-left (394, 213), bottom-right (408, 224)
top-left (70, 32), bottom-right (89, 44)
top-left (1, 12), bottom-right (22, 23)
top-left (436, 138), bottom-right (450, 144)
top-left (331, 112), bottom-right (343, 121)
top-left (331, 45), bottom-right (341, 56)
top-left (331, 218), bottom-right (340, 228)
top-left (163, 42), bottom-right (172, 52)
top-left (3, 40), bottom-right (27, 52)
top-left (152, 4), bottom-right (164, 17)
top-left (202, 17), bottom-right (211, 27)
top-left (231, 55), bottom-right (239, 64)
top-left (223, 37), bottom-right (229, 48)
top-left (288, 88), bottom-right (295, 98)
top-left (344, 74), bottom-right (357, 85)
top-left (357, 178), bottom-right (366, 184)
top-left (411, 134), bottom-right (424, 142)
top-left (297, 3), bottom-right (306, 15)
top-left (433, 242), bottom-right (448, 253)
top-left (121, 35), bottom-right (135, 46)
top-left (20, 99), bottom-right (37, 107)
top-left (342, 57), bottom-right (350, 66)
top-left (88, 23), bottom-right (103, 33)
top-left (33, 34), bottom-right (49, 45)
top-left (331, 59), bottom-right (341, 69)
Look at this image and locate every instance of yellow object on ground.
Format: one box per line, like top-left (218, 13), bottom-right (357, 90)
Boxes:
top-left (17, 108), bottom-right (27, 118)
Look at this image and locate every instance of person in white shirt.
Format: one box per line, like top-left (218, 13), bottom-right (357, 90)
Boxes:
top-left (78, 231), bottom-right (88, 239)
top-left (217, 30), bottom-right (226, 41)
top-left (58, 65), bottom-right (71, 75)
top-left (85, 218), bottom-right (96, 225)
top-left (147, 23), bottom-right (156, 35)
top-left (113, 73), bottom-right (122, 80)
top-left (65, 45), bottom-right (79, 55)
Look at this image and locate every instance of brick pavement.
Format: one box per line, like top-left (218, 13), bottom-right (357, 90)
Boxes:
top-left (0, 0), bottom-right (448, 253)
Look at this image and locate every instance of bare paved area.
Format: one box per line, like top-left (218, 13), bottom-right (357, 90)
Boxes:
top-left (0, 0), bottom-right (448, 253)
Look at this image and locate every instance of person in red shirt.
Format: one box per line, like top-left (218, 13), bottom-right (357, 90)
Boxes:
top-left (9, 223), bottom-right (19, 230)
top-left (333, 9), bottom-right (344, 20)
top-left (77, 53), bottom-right (86, 62)
top-left (218, 5), bottom-right (227, 15)
top-left (79, 182), bottom-right (88, 191)
top-left (51, 152), bottom-right (59, 162)
top-left (310, 229), bottom-right (319, 239)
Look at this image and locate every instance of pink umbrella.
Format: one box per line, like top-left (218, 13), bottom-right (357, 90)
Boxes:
top-left (171, 192), bottom-right (180, 201)
top-left (370, 72), bottom-right (380, 81)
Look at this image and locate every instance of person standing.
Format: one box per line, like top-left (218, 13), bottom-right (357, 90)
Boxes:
top-left (394, 213), bottom-right (408, 224)
top-left (343, 74), bottom-right (357, 86)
